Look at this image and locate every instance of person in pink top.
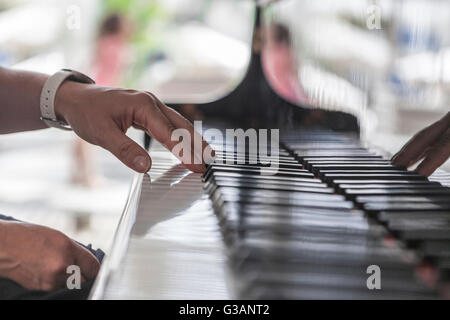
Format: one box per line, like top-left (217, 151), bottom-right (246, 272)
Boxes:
top-left (262, 23), bottom-right (309, 105)
top-left (91, 13), bottom-right (131, 86)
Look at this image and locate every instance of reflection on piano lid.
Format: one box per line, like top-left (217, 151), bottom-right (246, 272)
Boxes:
top-left (143, 4), bottom-right (359, 149)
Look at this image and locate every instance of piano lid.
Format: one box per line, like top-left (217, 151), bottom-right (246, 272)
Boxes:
top-left (166, 2), bottom-right (359, 132)
top-left (140, 0), bottom-right (450, 145)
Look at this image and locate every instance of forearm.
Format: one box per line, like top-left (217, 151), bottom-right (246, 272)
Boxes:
top-left (0, 67), bottom-right (49, 134)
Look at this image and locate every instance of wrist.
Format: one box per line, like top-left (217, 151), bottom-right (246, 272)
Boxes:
top-left (44, 70), bottom-right (95, 127)
top-left (54, 80), bottom-right (85, 123)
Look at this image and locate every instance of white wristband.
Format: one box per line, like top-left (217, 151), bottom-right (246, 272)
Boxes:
top-left (40, 69), bottom-right (95, 130)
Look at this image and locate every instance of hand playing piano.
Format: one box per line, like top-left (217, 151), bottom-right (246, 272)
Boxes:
top-left (0, 221), bottom-right (100, 291)
top-left (392, 112), bottom-right (450, 176)
top-left (54, 81), bottom-right (212, 174)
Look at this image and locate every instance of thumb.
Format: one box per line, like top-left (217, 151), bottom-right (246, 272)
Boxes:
top-left (101, 128), bottom-right (152, 173)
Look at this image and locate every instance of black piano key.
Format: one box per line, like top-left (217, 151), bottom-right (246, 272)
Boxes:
top-left (225, 228), bottom-right (387, 249)
top-left (208, 180), bottom-right (334, 194)
top-left (319, 170), bottom-right (415, 175)
top-left (311, 164), bottom-right (403, 171)
top-left (335, 183), bottom-right (446, 197)
top-left (343, 188), bottom-right (450, 198)
top-left (205, 171), bottom-right (321, 184)
top-left (378, 211), bottom-right (450, 223)
top-left (305, 161), bottom-right (394, 171)
top-left (419, 240), bottom-right (450, 258)
top-left (214, 150), bottom-right (292, 157)
top-left (296, 152), bottom-right (380, 159)
top-left (388, 219), bottom-right (450, 240)
top-left (231, 247), bottom-right (418, 278)
top-left (240, 281), bottom-right (436, 300)
top-left (355, 195), bottom-right (450, 204)
top-left (364, 202), bottom-right (450, 213)
top-left (285, 143), bottom-right (362, 149)
top-left (302, 156), bottom-right (383, 162)
top-left (209, 176), bottom-right (329, 188)
top-left (232, 238), bottom-right (418, 268)
top-left (238, 267), bottom-right (436, 297)
top-left (306, 160), bottom-right (392, 164)
top-left (336, 182), bottom-right (442, 190)
top-left (203, 166), bottom-right (314, 182)
top-left (221, 215), bottom-right (375, 236)
top-left (435, 258), bottom-right (450, 273)
top-left (295, 147), bottom-right (373, 152)
top-left (209, 163), bottom-right (307, 172)
top-left (294, 148), bottom-right (369, 154)
top-left (331, 179), bottom-right (431, 187)
top-left (215, 153), bottom-right (297, 161)
top-left (216, 196), bottom-right (355, 211)
top-left (222, 206), bottom-right (365, 223)
top-left (221, 202), bottom-right (364, 219)
top-left (215, 156), bottom-right (299, 165)
top-left (212, 186), bottom-right (346, 202)
top-left (323, 174), bottom-right (427, 182)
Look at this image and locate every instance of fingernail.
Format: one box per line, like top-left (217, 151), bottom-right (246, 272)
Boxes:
top-left (133, 156), bottom-right (150, 172)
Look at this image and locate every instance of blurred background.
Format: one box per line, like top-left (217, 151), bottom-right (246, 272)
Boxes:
top-left (0, 0), bottom-right (254, 252)
top-left (0, 0), bottom-right (449, 252)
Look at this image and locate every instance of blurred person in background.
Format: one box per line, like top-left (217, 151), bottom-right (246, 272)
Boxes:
top-left (262, 23), bottom-right (309, 105)
top-left (0, 66), bottom-right (209, 299)
top-left (262, 23), bottom-right (330, 126)
top-left (71, 13), bottom-right (132, 186)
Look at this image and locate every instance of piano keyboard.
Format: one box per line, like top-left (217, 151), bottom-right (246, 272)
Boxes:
top-left (92, 129), bottom-right (450, 300)
top-left (203, 130), bottom-right (450, 299)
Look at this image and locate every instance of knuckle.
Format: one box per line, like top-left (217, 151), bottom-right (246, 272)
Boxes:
top-left (132, 91), bottom-right (152, 106)
top-left (52, 230), bottom-right (71, 246)
top-left (147, 93), bottom-right (160, 107)
top-left (48, 256), bottom-right (69, 276)
top-left (134, 103), bottom-right (149, 117)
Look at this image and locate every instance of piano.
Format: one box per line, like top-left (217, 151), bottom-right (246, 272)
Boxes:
top-left (90, 1), bottom-right (450, 299)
